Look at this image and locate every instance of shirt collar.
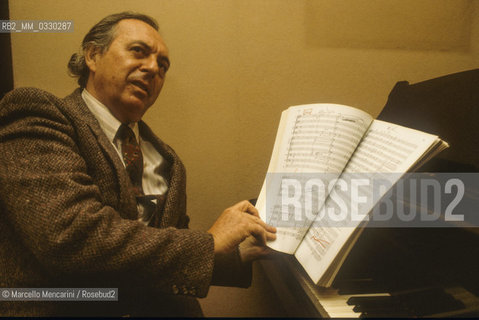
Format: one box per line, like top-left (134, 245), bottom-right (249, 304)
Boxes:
top-left (81, 89), bottom-right (140, 143)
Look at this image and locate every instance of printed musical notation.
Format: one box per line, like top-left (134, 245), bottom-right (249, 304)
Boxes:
top-left (262, 104), bottom-right (374, 253)
top-left (282, 107), bottom-right (371, 173)
top-left (344, 121), bottom-right (421, 174)
top-left (256, 103), bottom-right (446, 285)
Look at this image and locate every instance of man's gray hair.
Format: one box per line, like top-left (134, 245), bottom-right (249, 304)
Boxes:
top-left (68, 12), bottom-right (159, 88)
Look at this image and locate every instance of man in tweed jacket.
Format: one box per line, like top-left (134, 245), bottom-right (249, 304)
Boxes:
top-left (0, 12), bottom-right (276, 317)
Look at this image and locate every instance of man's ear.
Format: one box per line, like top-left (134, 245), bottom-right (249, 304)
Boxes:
top-left (84, 46), bottom-right (101, 72)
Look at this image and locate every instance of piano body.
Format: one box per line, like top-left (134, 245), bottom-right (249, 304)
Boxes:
top-left (261, 69), bottom-right (479, 317)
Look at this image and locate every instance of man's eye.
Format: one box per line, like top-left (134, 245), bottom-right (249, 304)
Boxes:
top-left (132, 47), bottom-right (144, 54)
top-left (159, 64), bottom-right (169, 76)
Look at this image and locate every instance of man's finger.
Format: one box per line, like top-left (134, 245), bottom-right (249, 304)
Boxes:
top-left (247, 214), bottom-right (277, 233)
top-left (266, 231), bottom-right (277, 241)
top-left (249, 224), bottom-right (268, 245)
top-left (244, 202), bottom-right (260, 217)
top-left (234, 200), bottom-right (260, 217)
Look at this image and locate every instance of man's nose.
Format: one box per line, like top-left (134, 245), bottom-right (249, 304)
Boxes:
top-left (141, 56), bottom-right (160, 77)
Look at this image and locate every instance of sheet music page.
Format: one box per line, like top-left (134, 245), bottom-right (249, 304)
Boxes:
top-left (256, 104), bottom-right (373, 253)
top-left (295, 120), bottom-right (440, 284)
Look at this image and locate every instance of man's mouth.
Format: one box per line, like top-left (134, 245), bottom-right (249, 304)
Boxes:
top-left (130, 80), bottom-right (149, 95)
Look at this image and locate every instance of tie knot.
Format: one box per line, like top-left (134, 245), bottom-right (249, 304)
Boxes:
top-left (118, 124), bottom-right (137, 144)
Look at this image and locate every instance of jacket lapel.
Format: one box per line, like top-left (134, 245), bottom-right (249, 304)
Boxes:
top-left (139, 121), bottom-right (187, 228)
top-left (62, 89), bottom-right (138, 220)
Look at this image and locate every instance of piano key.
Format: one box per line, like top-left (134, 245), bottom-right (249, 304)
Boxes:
top-left (315, 290), bottom-right (390, 318)
top-left (348, 286), bottom-right (466, 317)
top-left (319, 285), bottom-right (470, 318)
top-left (348, 296), bottom-right (396, 311)
top-left (360, 310), bottom-right (412, 318)
top-left (336, 278), bottom-right (387, 295)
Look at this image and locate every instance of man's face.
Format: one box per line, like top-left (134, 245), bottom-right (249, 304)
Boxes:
top-left (85, 19), bottom-right (170, 123)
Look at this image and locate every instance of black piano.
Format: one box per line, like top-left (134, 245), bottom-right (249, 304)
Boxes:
top-left (261, 69), bottom-right (479, 318)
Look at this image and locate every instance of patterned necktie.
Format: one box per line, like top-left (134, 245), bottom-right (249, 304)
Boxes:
top-left (118, 124), bottom-right (144, 196)
top-left (117, 124), bottom-right (166, 225)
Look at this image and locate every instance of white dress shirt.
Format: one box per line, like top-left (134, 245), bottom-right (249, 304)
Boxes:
top-left (82, 89), bottom-right (169, 223)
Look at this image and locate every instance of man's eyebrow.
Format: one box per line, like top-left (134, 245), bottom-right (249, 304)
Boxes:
top-left (128, 40), bottom-right (151, 49)
top-left (128, 40), bottom-right (170, 67)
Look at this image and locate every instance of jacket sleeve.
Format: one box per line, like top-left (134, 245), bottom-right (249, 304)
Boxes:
top-left (0, 88), bottom-right (217, 298)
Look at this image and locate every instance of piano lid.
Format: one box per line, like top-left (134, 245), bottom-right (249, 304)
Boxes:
top-left (377, 68), bottom-right (479, 172)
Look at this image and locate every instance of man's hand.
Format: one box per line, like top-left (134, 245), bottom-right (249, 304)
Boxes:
top-left (239, 235), bottom-right (279, 263)
top-left (207, 200), bottom-right (276, 259)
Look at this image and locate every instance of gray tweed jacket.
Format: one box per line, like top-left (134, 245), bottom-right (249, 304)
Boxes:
top-left (0, 88), bottom-right (250, 317)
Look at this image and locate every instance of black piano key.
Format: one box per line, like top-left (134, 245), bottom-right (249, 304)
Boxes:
top-left (349, 295), bottom-right (415, 317)
top-left (348, 287), bottom-right (467, 317)
top-left (347, 295), bottom-right (390, 306)
top-left (337, 278), bottom-right (386, 295)
top-left (360, 310), bottom-right (412, 318)
top-left (348, 296), bottom-right (395, 311)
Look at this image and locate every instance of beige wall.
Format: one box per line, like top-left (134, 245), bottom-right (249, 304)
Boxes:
top-left (9, 0), bottom-right (479, 316)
